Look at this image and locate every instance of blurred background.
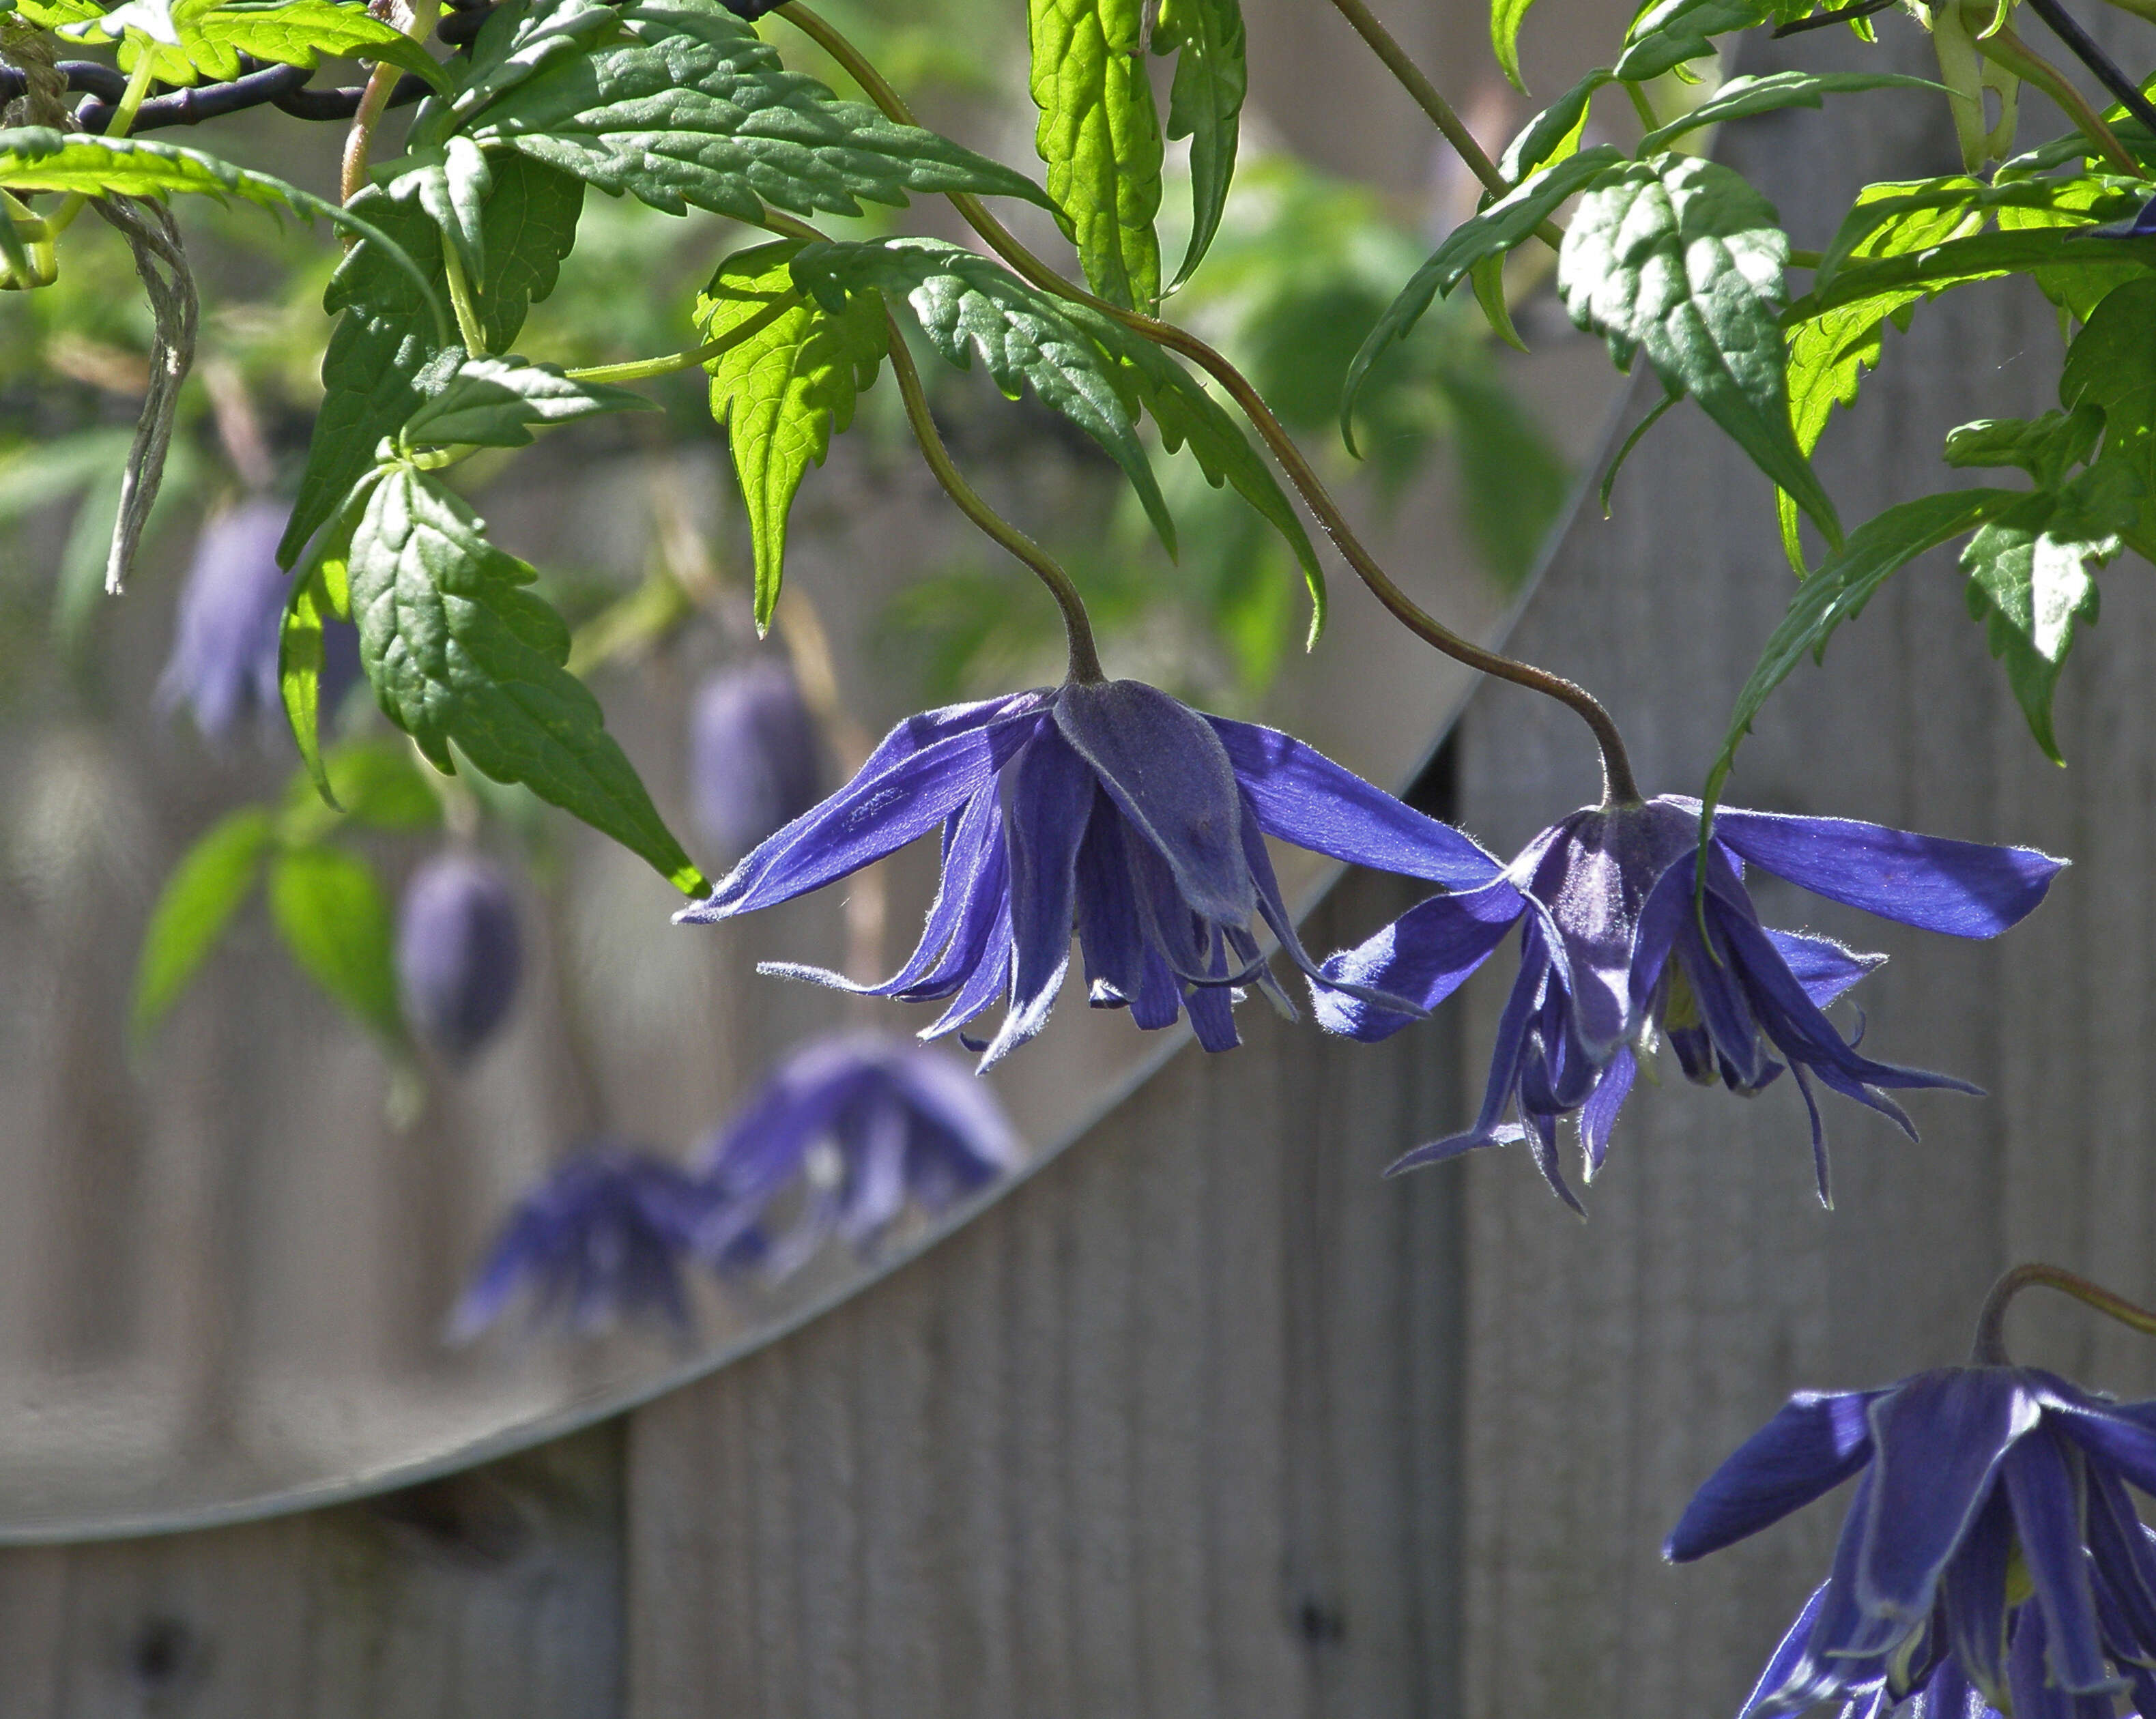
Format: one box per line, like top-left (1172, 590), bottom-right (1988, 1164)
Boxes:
top-left (0, 0), bottom-right (1620, 1533)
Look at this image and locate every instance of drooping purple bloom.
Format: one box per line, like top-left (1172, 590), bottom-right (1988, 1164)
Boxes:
top-left (677, 679), bottom-right (1501, 1065)
top-left (1667, 1366), bottom-right (2156, 1719)
top-left (397, 851), bottom-right (523, 1065)
top-left (695, 1032), bottom-right (1024, 1275)
top-left (157, 497), bottom-right (360, 744)
top-left (688, 656), bottom-right (825, 860)
top-left (1318, 794), bottom-right (2065, 1209)
top-left (450, 1144), bottom-right (717, 1338)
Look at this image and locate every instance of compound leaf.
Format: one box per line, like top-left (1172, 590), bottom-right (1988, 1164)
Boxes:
top-left (61, 0), bottom-right (448, 89)
top-left (1029, 0), bottom-right (1162, 309)
top-left (1153, 0), bottom-right (1244, 290)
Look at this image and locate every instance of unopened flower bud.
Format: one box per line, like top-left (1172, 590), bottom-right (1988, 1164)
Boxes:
top-left (397, 851), bottom-right (523, 1065)
top-left (687, 657), bottom-right (824, 859)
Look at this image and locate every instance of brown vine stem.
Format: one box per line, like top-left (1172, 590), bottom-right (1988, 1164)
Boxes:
top-left (775, 0), bottom-right (1639, 800)
top-left (1970, 1262), bottom-right (2156, 1365)
top-left (340, 0), bottom-right (441, 218)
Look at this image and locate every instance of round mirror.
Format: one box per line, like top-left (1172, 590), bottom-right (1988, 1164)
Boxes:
top-left (0, 0), bottom-right (1622, 1539)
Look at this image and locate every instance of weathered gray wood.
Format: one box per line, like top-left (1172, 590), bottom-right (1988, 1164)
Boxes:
top-left (0, 1426), bottom-right (622, 1717)
top-left (1450, 17), bottom-right (2156, 1718)
top-left (624, 865), bottom-right (1465, 1718)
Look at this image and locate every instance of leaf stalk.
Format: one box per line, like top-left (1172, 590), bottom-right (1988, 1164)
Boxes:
top-left (1971, 1262), bottom-right (2156, 1364)
top-left (562, 298), bottom-right (796, 384)
top-left (440, 239), bottom-right (487, 356)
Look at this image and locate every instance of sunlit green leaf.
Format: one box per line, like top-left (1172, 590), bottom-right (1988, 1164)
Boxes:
top-left (1029, 0), bottom-right (1162, 309)
top-left (1153, 0), bottom-right (1244, 290)
top-left (1492, 0), bottom-right (1541, 91)
top-left (1499, 68), bottom-right (1609, 180)
top-left (61, 0), bottom-right (448, 89)
top-left (1635, 70), bottom-right (1940, 153)
top-left (267, 843), bottom-right (405, 1045)
top-left (399, 354), bottom-right (654, 452)
top-left (132, 807), bottom-right (276, 1039)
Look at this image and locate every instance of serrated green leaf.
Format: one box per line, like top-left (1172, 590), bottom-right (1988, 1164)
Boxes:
top-left (1704, 487), bottom-right (2022, 816)
top-left (63, 0), bottom-right (448, 88)
top-left (1559, 155), bottom-right (1841, 543)
top-left (268, 843), bottom-right (405, 1045)
top-left (1492, 0), bottom-right (1541, 91)
top-left (285, 154), bottom-right (584, 564)
top-left (407, 0), bottom-right (626, 145)
top-left (2060, 279), bottom-right (2156, 558)
top-left (1343, 146), bottom-right (1622, 454)
top-left (280, 494), bottom-right (360, 808)
top-left (1792, 229), bottom-right (2156, 326)
top-left (348, 463), bottom-right (704, 894)
top-left (1153, 0), bottom-right (1244, 291)
top-left (283, 739), bottom-right (444, 833)
top-left (791, 235), bottom-right (1177, 558)
top-left (399, 354), bottom-right (655, 452)
top-left (132, 806), bottom-right (276, 1039)
top-left (1942, 406), bottom-right (2105, 489)
top-left (425, 0), bottom-right (1050, 225)
top-left (382, 134), bottom-right (493, 289)
top-left (696, 240), bottom-right (888, 632)
top-left (1615, 0), bottom-right (1775, 83)
top-left (1499, 68), bottom-right (1610, 181)
top-left (1029, 0), bottom-right (1162, 310)
top-left (1635, 71), bottom-right (1942, 153)
top-left (1810, 174), bottom-right (2151, 295)
top-left (10, 0), bottom-right (105, 24)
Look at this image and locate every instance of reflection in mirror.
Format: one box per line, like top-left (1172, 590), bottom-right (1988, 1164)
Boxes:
top-left (0, 0), bottom-right (1621, 1540)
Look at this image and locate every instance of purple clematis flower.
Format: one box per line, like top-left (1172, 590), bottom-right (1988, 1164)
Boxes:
top-left (1317, 794), bottom-right (2065, 1209)
top-left (1667, 1366), bottom-right (2156, 1719)
top-left (158, 497), bottom-right (360, 744)
top-left (676, 679), bottom-right (1501, 1065)
top-left (694, 1032), bottom-right (1024, 1275)
top-left (450, 1144), bottom-right (717, 1338)
top-left (397, 851), bottom-right (524, 1066)
top-left (688, 657), bottom-right (825, 861)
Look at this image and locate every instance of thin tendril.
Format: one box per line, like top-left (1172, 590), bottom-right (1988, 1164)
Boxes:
top-left (773, 0), bottom-right (1638, 800)
top-left (883, 312), bottom-right (1104, 685)
top-left (1970, 1262), bottom-right (2156, 1365)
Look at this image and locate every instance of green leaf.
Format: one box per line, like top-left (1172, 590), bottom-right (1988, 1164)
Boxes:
top-left (347, 463), bottom-right (705, 894)
top-left (1961, 477), bottom-right (2124, 762)
top-left (1153, 0), bottom-right (1244, 291)
top-left (1704, 487), bottom-right (2022, 815)
top-left (1635, 71), bottom-right (1942, 153)
top-left (791, 235), bottom-right (1177, 557)
top-left (0, 128), bottom-right (445, 335)
top-left (267, 843), bottom-right (405, 1045)
top-left (2060, 279), bottom-right (2156, 557)
top-left (285, 154), bottom-right (584, 564)
top-left (1492, 0), bottom-right (1541, 91)
top-left (422, 0), bottom-right (1050, 224)
top-left (283, 740), bottom-right (445, 833)
top-left (1559, 154), bottom-right (1841, 543)
top-left (1342, 146), bottom-right (1622, 453)
top-left (1809, 174), bottom-right (2150, 294)
top-left (61, 0), bottom-right (448, 89)
top-left (1942, 406), bottom-right (2105, 489)
top-left (399, 354), bottom-right (655, 452)
top-left (132, 807), bottom-right (276, 1039)
top-left (1029, 0), bottom-right (1162, 310)
top-left (696, 240), bottom-right (889, 632)
top-left (1792, 229), bottom-right (2156, 325)
top-left (280, 493), bottom-right (362, 807)
top-left (1615, 0), bottom-right (1778, 83)
top-left (1435, 357), bottom-right (1572, 586)
top-left (1499, 68), bottom-right (1611, 180)
top-left (382, 134), bottom-right (493, 288)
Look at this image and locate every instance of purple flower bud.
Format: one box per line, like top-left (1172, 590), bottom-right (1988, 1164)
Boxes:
top-left (397, 851), bottom-right (523, 1064)
top-left (157, 497), bottom-right (361, 744)
top-left (687, 657), bottom-right (824, 860)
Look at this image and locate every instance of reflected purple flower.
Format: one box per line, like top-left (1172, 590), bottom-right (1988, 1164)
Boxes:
top-left (688, 656), bottom-right (824, 860)
top-left (450, 1145), bottom-right (716, 1338)
top-left (678, 678), bottom-right (1499, 1065)
top-left (1669, 1367), bottom-right (2156, 1719)
top-left (1318, 794), bottom-right (2065, 1209)
top-left (157, 497), bottom-right (360, 745)
top-left (397, 851), bottom-right (523, 1065)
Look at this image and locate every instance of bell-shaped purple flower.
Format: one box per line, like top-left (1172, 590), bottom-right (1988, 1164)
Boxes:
top-left (1318, 795), bottom-right (2065, 1209)
top-left (157, 497), bottom-right (360, 744)
top-left (676, 679), bottom-right (1501, 1065)
top-left (450, 1144), bottom-right (717, 1338)
top-left (688, 656), bottom-right (826, 860)
top-left (1667, 1366), bottom-right (2156, 1719)
top-left (397, 851), bottom-right (523, 1065)
top-left (695, 1031), bottom-right (1024, 1274)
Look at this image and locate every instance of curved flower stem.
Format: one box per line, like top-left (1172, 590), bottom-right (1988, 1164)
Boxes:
top-left (882, 311), bottom-right (1105, 684)
top-left (2020, 0), bottom-right (2156, 139)
top-left (1981, 25), bottom-right (2140, 174)
top-left (1970, 1262), bottom-right (2156, 1364)
top-left (562, 298), bottom-right (795, 384)
top-left (775, 1), bottom-right (1638, 798)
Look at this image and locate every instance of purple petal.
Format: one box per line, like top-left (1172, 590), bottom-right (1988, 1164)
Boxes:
top-left (1313, 879), bottom-right (1526, 1042)
top-left (1768, 928), bottom-right (1888, 1007)
top-left (1578, 1047), bottom-right (1635, 1177)
top-left (1054, 681), bottom-right (1252, 925)
top-left (1750, 1472), bottom-right (1910, 1715)
top-left (921, 897), bottom-right (1014, 1043)
top-left (1858, 1371), bottom-right (2041, 1622)
top-left (2002, 1428), bottom-right (2117, 1693)
top-left (981, 728), bottom-right (1095, 1067)
top-left (1666, 1389), bottom-right (1884, 1562)
top-left (1205, 714), bottom-right (1504, 888)
top-left (1738, 1583), bottom-right (1830, 1719)
top-left (1185, 980), bottom-right (1241, 1051)
top-left (1385, 942), bottom-right (1547, 1174)
top-left (2085, 1463), bottom-right (2156, 1664)
top-left (2045, 1398), bottom-right (2156, 1501)
top-left (1708, 806), bottom-right (2066, 939)
top-left (1942, 1486), bottom-right (2014, 1702)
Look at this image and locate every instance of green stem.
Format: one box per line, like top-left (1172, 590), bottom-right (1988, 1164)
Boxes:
top-left (777, 0), bottom-right (1637, 795)
top-left (1971, 1262), bottom-right (2156, 1364)
top-left (563, 299), bottom-right (795, 384)
top-left (1982, 24), bottom-right (2140, 173)
top-left (47, 50), bottom-right (158, 238)
top-left (883, 311), bottom-right (1104, 684)
top-left (1624, 78), bottom-right (1661, 134)
top-left (1787, 248), bottom-right (1824, 269)
top-left (440, 241), bottom-right (487, 357)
